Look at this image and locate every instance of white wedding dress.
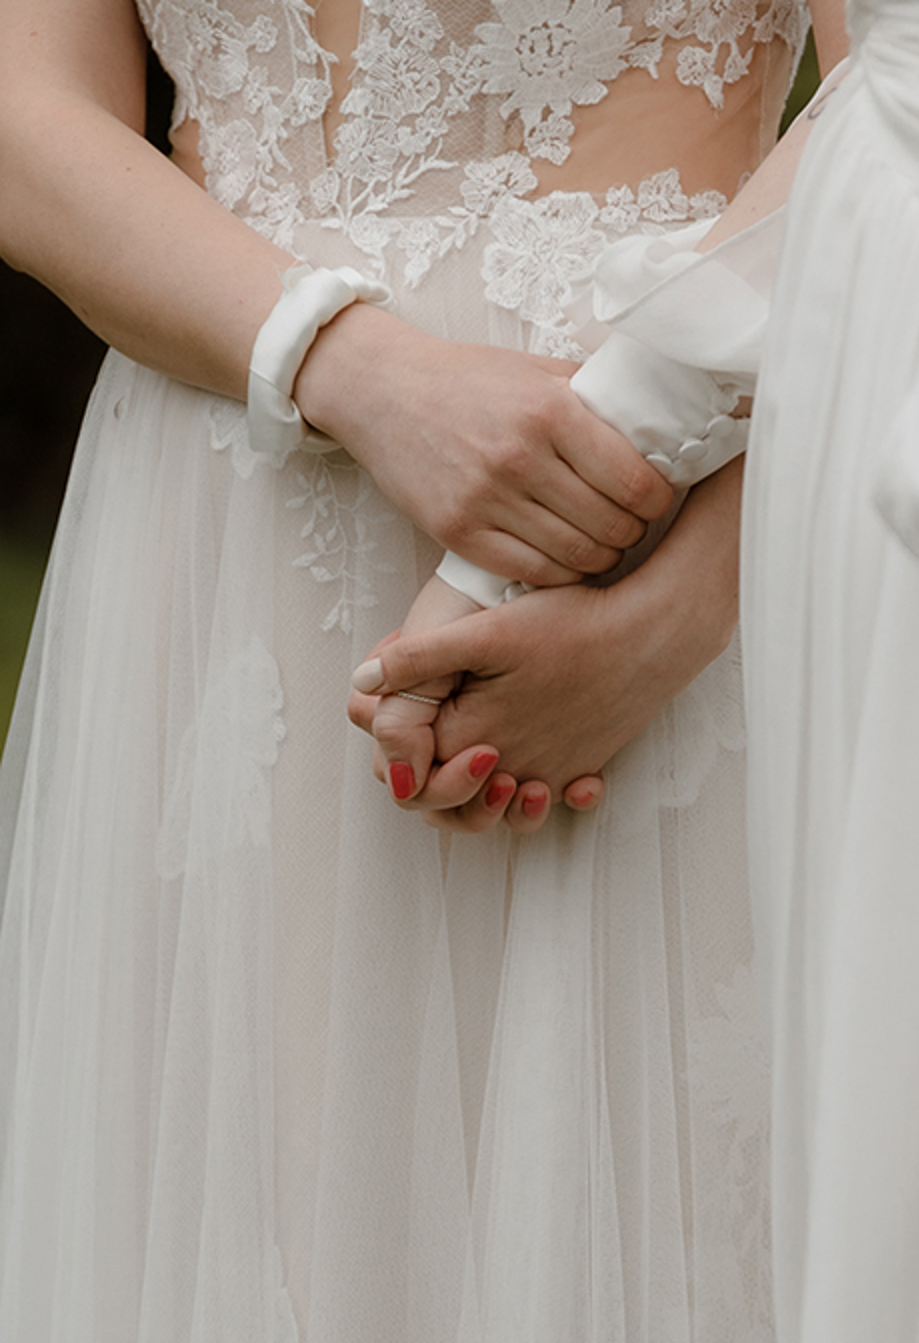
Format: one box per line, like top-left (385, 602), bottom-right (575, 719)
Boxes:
top-left (0, 3), bottom-right (807, 1339)
top-left (743, 0), bottom-right (919, 1338)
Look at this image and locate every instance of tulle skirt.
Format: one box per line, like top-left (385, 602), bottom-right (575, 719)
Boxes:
top-left (743, 19), bottom-right (919, 1341)
top-left (0, 218), bottom-right (769, 1341)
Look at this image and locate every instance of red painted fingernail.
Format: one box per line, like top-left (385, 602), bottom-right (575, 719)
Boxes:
top-left (569, 790), bottom-right (595, 809)
top-left (470, 751), bottom-right (499, 780)
top-left (485, 780), bottom-right (515, 809)
top-left (389, 762), bottom-right (416, 800)
top-left (522, 792), bottom-right (547, 818)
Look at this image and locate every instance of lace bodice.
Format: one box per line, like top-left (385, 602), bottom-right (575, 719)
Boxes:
top-left (137, 0), bottom-right (809, 267)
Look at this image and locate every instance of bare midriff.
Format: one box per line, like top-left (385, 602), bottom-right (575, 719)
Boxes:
top-left (168, 0), bottom-right (794, 206)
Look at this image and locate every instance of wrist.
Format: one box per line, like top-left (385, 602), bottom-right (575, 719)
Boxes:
top-left (614, 457), bottom-right (742, 672)
top-left (292, 301), bottom-right (407, 445)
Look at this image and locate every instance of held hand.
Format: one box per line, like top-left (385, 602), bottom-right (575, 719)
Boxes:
top-left (356, 585), bottom-right (654, 798)
top-left (295, 304), bottom-right (673, 586)
top-left (349, 577), bottom-right (606, 833)
top-left (349, 664), bottom-right (605, 834)
top-left (358, 458), bottom-right (743, 794)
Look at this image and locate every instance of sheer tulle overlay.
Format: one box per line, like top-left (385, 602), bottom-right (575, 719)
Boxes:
top-left (0, 1), bottom-right (806, 1338)
top-left (743, 6), bottom-right (919, 1337)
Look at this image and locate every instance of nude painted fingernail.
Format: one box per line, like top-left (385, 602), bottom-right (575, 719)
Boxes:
top-left (470, 751), bottom-right (499, 780)
top-left (522, 793), bottom-right (547, 818)
top-left (485, 780), bottom-right (514, 809)
top-left (352, 658), bottom-right (384, 693)
top-left (389, 762), bottom-right (416, 800)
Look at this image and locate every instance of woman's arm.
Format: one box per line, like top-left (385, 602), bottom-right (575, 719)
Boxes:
top-left (0, 0), bottom-right (670, 585)
top-left (354, 455), bottom-right (743, 812)
top-left (355, 0), bottom-right (850, 828)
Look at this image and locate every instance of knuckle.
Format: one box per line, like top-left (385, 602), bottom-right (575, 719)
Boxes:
top-left (492, 435), bottom-right (532, 484)
top-left (435, 502), bottom-right (470, 552)
top-left (371, 713), bottom-right (409, 751)
top-left (521, 389), bottom-right (557, 435)
top-left (616, 459), bottom-right (667, 518)
top-left (604, 510), bottom-right (647, 550)
top-left (515, 551), bottom-right (557, 587)
top-left (561, 532), bottom-right (605, 573)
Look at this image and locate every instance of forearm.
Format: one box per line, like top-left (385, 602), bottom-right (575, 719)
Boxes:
top-left (628, 455), bottom-right (744, 669)
top-left (0, 1), bottom-right (297, 400)
top-left (0, 99), bottom-right (293, 401)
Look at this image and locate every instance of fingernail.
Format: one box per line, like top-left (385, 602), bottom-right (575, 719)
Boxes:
top-left (569, 790), bottom-right (595, 809)
top-left (352, 658), bottom-right (384, 694)
top-left (485, 780), bottom-right (514, 810)
top-left (389, 762), bottom-right (416, 800)
top-left (522, 792), bottom-right (547, 818)
top-left (470, 750), bottom-right (499, 780)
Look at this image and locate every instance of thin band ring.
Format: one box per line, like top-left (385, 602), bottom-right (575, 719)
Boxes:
top-left (392, 690), bottom-right (443, 707)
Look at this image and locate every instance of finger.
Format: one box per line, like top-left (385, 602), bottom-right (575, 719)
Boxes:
top-left (457, 527), bottom-right (582, 589)
top-left (555, 394), bottom-right (674, 522)
top-left (503, 780), bottom-right (552, 834)
top-left (374, 743), bottom-right (502, 813)
top-left (347, 628), bottom-right (405, 735)
top-left (563, 774), bottom-right (605, 811)
top-left (348, 687), bottom-right (379, 735)
top-left (511, 487), bottom-right (642, 573)
top-left (420, 771), bottom-right (517, 833)
top-left (353, 613), bottom-right (499, 698)
top-left (372, 691), bottom-right (443, 802)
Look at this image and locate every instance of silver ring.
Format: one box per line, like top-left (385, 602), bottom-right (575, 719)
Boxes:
top-left (393, 690), bottom-right (443, 706)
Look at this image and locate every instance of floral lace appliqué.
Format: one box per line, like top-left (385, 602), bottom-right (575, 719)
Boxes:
top-left (207, 403), bottom-right (393, 635)
top-left (156, 635), bottom-right (287, 880)
top-left (286, 457), bottom-right (396, 635)
top-left (470, 0), bottom-right (646, 165)
top-left (473, 167), bottom-right (726, 353)
top-left (138, 0), bottom-right (333, 246)
top-left (137, 0), bottom-right (807, 253)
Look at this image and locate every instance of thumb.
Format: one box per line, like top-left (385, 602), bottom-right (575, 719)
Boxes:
top-left (352, 613), bottom-right (494, 695)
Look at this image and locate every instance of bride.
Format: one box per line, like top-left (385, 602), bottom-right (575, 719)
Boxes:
top-left (0, 1), bottom-right (840, 1338)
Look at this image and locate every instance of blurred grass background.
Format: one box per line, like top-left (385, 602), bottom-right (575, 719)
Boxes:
top-left (0, 35), bottom-right (820, 753)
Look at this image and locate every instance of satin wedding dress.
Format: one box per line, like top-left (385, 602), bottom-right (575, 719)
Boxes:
top-left (743, 0), bottom-right (919, 1338)
top-left (0, 2), bottom-right (806, 1339)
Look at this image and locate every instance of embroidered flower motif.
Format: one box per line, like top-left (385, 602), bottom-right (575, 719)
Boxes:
top-left (395, 217), bottom-right (443, 284)
top-left (460, 153), bottom-right (538, 216)
top-left (156, 636), bottom-right (287, 880)
top-left (483, 191), bottom-right (605, 323)
top-left (309, 167), bottom-right (341, 216)
top-left (379, 0), bottom-right (445, 50)
top-left (344, 29), bottom-right (442, 120)
top-left (599, 168), bottom-right (727, 232)
top-left (471, 0), bottom-right (633, 161)
top-left (334, 116), bottom-right (402, 185)
top-left (286, 458), bottom-right (396, 635)
top-left (207, 118), bottom-right (260, 207)
top-left (599, 184), bottom-right (642, 232)
top-left (209, 399), bottom-right (262, 480)
top-left (646, 0), bottom-right (765, 108)
top-left (137, 0), bottom-right (807, 249)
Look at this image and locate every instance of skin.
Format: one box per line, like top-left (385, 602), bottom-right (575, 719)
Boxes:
top-left (0, 0), bottom-right (670, 589)
top-left (352, 5), bottom-right (850, 834)
top-left (351, 457), bottom-right (744, 832)
top-left (0, 0), bottom-right (847, 837)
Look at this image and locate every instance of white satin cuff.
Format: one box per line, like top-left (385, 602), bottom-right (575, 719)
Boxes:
top-left (247, 264), bottom-right (391, 466)
top-left (435, 551), bottom-right (532, 607)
